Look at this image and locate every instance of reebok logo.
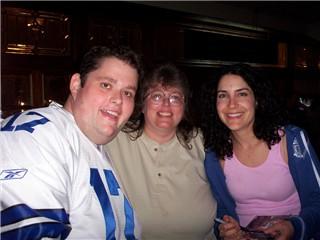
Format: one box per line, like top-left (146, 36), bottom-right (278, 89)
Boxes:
top-left (0, 169), bottom-right (28, 180)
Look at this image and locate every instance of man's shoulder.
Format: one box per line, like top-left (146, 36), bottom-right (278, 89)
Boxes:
top-left (1, 103), bottom-right (75, 144)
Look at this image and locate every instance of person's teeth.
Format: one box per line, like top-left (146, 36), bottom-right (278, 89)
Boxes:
top-left (106, 110), bottom-right (118, 116)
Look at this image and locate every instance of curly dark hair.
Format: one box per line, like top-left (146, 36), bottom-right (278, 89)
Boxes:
top-left (201, 63), bottom-right (288, 159)
top-left (122, 62), bottom-right (198, 149)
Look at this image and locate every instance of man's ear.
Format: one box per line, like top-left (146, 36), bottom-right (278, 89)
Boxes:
top-left (70, 73), bottom-right (81, 99)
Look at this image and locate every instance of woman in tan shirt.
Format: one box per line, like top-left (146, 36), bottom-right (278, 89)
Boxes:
top-left (104, 63), bottom-right (217, 240)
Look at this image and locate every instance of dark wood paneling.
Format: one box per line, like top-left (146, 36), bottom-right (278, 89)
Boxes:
top-left (1, 3), bottom-right (320, 155)
top-left (2, 7), bottom-right (70, 56)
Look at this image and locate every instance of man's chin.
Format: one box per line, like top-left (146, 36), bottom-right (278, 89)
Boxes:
top-left (105, 128), bottom-right (120, 141)
top-left (108, 132), bottom-right (119, 142)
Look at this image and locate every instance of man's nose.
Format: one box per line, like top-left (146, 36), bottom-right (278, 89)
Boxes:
top-left (110, 92), bottom-right (122, 104)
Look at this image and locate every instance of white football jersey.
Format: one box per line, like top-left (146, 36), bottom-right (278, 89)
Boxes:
top-left (0, 102), bottom-right (141, 240)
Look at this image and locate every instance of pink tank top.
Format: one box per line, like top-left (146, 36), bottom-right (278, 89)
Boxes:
top-left (224, 142), bottom-right (301, 227)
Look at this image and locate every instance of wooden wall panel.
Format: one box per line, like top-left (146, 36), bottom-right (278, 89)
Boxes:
top-left (2, 7), bottom-right (70, 56)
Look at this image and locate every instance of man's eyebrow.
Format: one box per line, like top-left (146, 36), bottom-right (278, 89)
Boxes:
top-left (98, 76), bottom-right (116, 82)
top-left (98, 76), bottom-right (137, 91)
top-left (125, 85), bottom-right (137, 91)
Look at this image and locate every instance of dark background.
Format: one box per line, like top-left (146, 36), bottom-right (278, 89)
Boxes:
top-left (1, 1), bottom-right (320, 154)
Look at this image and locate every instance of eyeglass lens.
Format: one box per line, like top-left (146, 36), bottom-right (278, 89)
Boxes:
top-left (149, 91), bottom-right (184, 105)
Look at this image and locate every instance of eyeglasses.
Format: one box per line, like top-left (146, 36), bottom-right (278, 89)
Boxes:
top-left (147, 91), bottom-right (185, 106)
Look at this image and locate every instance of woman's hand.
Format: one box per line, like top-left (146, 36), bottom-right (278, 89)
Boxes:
top-left (218, 215), bottom-right (244, 240)
top-left (263, 219), bottom-right (294, 240)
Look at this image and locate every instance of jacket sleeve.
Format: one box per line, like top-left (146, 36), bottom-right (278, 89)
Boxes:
top-left (287, 126), bottom-right (320, 240)
top-left (204, 150), bottom-right (238, 238)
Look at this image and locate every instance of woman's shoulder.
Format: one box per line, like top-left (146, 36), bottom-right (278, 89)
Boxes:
top-left (107, 130), bottom-right (134, 146)
top-left (284, 124), bottom-right (306, 136)
top-left (188, 128), bottom-right (205, 147)
top-left (192, 127), bottom-right (203, 139)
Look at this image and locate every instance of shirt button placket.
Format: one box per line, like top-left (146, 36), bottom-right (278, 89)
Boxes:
top-left (154, 146), bottom-right (163, 180)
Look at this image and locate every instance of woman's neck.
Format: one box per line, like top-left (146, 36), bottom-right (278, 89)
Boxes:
top-left (231, 129), bottom-right (269, 166)
top-left (231, 129), bottom-right (261, 149)
top-left (143, 125), bottom-right (176, 144)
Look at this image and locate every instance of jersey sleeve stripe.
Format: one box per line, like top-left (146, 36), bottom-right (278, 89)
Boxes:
top-left (1, 221), bottom-right (71, 240)
top-left (1, 204), bottom-right (69, 226)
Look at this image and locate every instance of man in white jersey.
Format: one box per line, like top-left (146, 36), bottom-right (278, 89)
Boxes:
top-left (0, 45), bottom-right (143, 239)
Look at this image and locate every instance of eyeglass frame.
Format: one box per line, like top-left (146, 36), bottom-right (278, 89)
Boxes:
top-left (145, 90), bottom-right (185, 106)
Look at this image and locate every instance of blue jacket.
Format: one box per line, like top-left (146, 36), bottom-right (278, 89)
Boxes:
top-left (205, 125), bottom-right (320, 240)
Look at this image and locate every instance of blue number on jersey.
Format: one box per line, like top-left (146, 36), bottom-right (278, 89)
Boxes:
top-left (1, 112), bottom-right (49, 133)
top-left (90, 168), bottom-right (136, 240)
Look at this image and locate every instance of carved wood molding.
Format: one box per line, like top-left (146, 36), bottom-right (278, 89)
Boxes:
top-left (1, 7), bottom-right (71, 56)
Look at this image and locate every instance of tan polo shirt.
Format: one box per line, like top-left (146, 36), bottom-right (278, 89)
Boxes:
top-left (104, 130), bottom-right (217, 240)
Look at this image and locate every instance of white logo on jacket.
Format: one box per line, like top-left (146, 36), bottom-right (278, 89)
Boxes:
top-left (293, 138), bottom-right (304, 158)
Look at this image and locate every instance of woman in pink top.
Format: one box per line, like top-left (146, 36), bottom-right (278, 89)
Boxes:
top-left (200, 64), bottom-right (320, 240)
